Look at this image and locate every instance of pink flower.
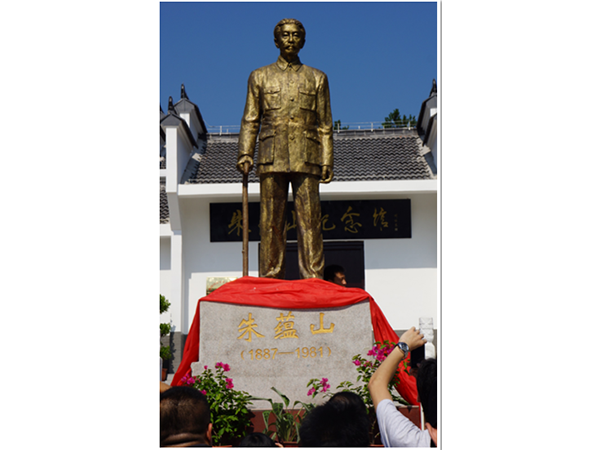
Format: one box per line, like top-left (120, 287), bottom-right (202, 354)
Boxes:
top-left (376, 349), bottom-right (386, 361)
top-left (225, 378), bottom-right (234, 389)
top-left (322, 383), bottom-right (330, 393)
top-left (367, 348), bottom-right (376, 356)
top-left (223, 363), bottom-right (230, 372)
top-left (204, 365), bottom-right (208, 370)
top-left (186, 377), bottom-right (194, 385)
top-left (215, 362), bottom-right (223, 369)
top-left (200, 390), bottom-right (207, 395)
top-left (307, 387), bottom-right (316, 396)
top-left (353, 359), bottom-right (361, 366)
top-left (320, 378), bottom-right (328, 385)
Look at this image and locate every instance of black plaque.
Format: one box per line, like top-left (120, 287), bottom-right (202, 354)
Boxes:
top-left (209, 199), bottom-right (411, 242)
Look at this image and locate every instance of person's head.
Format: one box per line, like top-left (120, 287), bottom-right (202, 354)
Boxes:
top-left (299, 392), bottom-right (369, 447)
top-left (416, 358), bottom-right (437, 439)
top-left (327, 391), bottom-right (366, 411)
top-left (239, 432), bottom-right (277, 447)
top-left (160, 386), bottom-right (212, 447)
top-left (273, 18), bottom-right (305, 59)
top-left (324, 264), bottom-right (346, 286)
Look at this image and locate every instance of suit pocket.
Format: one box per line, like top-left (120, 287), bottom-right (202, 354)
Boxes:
top-left (264, 85), bottom-right (281, 110)
top-left (304, 129), bottom-right (320, 164)
top-left (258, 129), bottom-right (274, 164)
top-left (299, 87), bottom-right (316, 111)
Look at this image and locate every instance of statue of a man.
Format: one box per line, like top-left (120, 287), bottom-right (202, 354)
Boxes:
top-left (237, 18), bottom-right (333, 279)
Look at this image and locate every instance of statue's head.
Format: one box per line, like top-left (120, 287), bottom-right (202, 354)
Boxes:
top-left (274, 18), bottom-right (305, 57)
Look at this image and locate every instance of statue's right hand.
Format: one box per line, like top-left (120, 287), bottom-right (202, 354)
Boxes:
top-left (236, 158), bottom-right (252, 175)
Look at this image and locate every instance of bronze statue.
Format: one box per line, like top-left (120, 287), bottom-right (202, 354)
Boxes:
top-left (237, 18), bottom-right (333, 279)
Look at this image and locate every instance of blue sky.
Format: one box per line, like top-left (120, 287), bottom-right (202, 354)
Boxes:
top-left (160, 2), bottom-right (437, 129)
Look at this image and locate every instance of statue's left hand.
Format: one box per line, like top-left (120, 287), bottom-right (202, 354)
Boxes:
top-left (320, 166), bottom-right (333, 184)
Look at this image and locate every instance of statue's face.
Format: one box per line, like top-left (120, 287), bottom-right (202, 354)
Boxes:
top-left (274, 23), bottom-right (305, 58)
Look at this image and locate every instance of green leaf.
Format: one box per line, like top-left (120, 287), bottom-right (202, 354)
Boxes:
top-left (262, 410), bottom-right (272, 433)
top-left (306, 378), bottom-right (318, 387)
top-left (271, 387), bottom-right (290, 408)
top-left (160, 294), bottom-right (171, 314)
top-left (273, 402), bottom-right (284, 416)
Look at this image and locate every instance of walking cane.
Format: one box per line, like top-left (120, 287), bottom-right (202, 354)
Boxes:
top-left (242, 162), bottom-right (249, 276)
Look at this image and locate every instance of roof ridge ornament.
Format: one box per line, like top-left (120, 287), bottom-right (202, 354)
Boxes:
top-left (430, 79), bottom-right (437, 96)
top-left (168, 96), bottom-right (175, 113)
top-left (181, 84), bottom-right (189, 100)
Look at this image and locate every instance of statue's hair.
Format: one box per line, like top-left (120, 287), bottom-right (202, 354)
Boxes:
top-left (274, 18), bottom-right (306, 40)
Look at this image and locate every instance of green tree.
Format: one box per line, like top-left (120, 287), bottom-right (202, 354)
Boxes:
top-left (333, 119), bottom-right (349, 131)
top-left (160, 295), bottom-right (172, 361)
top-left (382, 109), bottom-right (416, 128)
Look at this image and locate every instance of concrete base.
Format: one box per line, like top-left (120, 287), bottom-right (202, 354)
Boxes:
top-left (192, 300), bottom-right (373, 409)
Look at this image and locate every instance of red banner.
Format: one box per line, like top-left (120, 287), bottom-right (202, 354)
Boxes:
top-left (171, 276), bottom-right (418, 405)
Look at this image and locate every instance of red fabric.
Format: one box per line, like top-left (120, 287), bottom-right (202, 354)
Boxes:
top-left (171, 276), bottom-right (418, 405)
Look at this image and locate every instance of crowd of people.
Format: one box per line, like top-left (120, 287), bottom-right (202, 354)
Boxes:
top-left (160, 325), bottom-right (437, 447)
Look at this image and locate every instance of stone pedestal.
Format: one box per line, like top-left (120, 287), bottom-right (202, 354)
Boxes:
top-left (191, 300), bottom-right (373, 408)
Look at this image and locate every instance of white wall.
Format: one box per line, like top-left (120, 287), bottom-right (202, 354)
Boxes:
top-left (364, 193), bottom-right (437, 330)
top-left (429, 125), bottom-right (438, 169)
top-left (160, 236), bottom-right (172, 324)
top-left (180, 197), bottom-right (260, 327)
top-left (172, 192), bottom-right (437, 335)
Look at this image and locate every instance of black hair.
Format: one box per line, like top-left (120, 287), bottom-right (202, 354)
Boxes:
top-left (160, 386), bottom-right (211, 444)
top-left (328, 391), bottom-right (367, 413)
top-left (416, 358), bottom-right (437, 429)
top-left (299, 392), bottom-right (369, 447)
top-left (324, 264), bottom-right (345, 282)
top-left (239, 432), bottom-right (277, 447)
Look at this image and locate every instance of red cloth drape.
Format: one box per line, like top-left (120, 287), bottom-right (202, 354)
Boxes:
top-left (171, 276), bottom-right (418, 405)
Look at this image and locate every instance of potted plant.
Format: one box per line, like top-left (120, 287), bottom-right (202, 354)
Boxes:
top-left (258, 387), bottom-right (301, 444)
top-left (160, 295), bottom-right (172, 381)
top-left (253, 381), bottom-right (326, 445)
top-left (181, 363), bottom-right (254, 446)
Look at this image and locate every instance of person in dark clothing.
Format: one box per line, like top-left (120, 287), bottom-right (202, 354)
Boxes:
top-left (324, 264), bottom-right (347, 286)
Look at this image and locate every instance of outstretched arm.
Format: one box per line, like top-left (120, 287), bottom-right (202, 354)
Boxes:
top-left (368, 327), bottom-right (426, 411)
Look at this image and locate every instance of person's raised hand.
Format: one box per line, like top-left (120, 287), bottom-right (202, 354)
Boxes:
top-left (398, 326), bottom-right (426, 352)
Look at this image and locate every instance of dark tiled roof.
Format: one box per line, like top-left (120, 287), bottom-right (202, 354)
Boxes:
top-left (160, 180), bottom-right (169, 224)
top-left (186, 129), bottom-right (433, 184)
top-left (187, 137), bottom-right (259, 184)
top-left (332, 131), bottom-right (433, 181)
top-left (174, 97), bottom-right (208, 137)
